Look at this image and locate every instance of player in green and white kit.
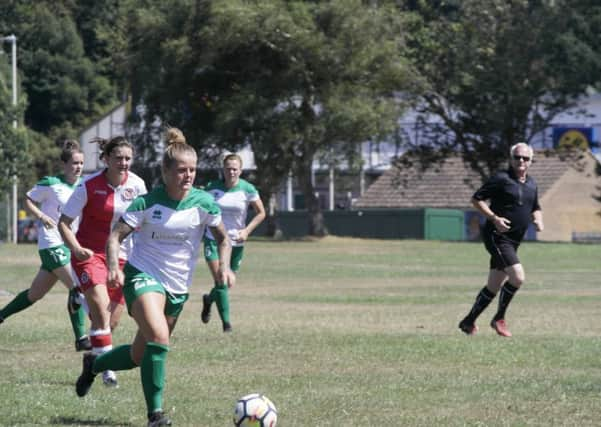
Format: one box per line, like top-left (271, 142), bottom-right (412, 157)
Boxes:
top-left (75, 128), bottom-right (234, 427)
top-left (201, 153), bottom-right (266, 332)
top-left (0, 140), bottom-right (90, 351)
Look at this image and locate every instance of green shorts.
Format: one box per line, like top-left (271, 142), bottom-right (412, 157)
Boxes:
top-left (122, 263), bottom-right (189, 317)
top-left (203, 237), bottom-right (244, 272)
top-left (39, 244), bottom-right (71, 272)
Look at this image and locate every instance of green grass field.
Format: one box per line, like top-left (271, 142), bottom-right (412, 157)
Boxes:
top-left (1, 238), bottom-right (600, 426)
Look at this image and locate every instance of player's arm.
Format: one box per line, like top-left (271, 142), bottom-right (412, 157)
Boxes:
top-left (24, 196), bottom-right (55, 229)
top-left (58, 214), bottom-right (93, 261)
top-left (209, 221), bottom-right (236, 288)
top-left (532, 210), bottom-right (544, 232)
top-left (238, 198), bottom-right (266, 242)
top-left (471, 198), bottom-right (510, 232)
top-left (106, 219), bottom-right (134, 288)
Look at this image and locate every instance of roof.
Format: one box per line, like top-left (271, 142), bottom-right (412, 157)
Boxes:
top-left (353, 150), bottom-right (585, 209)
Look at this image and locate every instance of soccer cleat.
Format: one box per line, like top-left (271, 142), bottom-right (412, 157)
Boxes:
top-left (458, 318), bottom-right (478, 335)
top-left (75, 336), bottom-right (92, 352)
top-left (67, 289), bottom-right (83, 314)
top-left (102, 370), bottom-right (118, 387)
top-left (0, 315), bottom-right (4, 324)
top-left (490, 319), bottom-right (512, 337)
top-left (147, 411), bottom-right (172, 427)
top-left (201, 294), bottom-right (211, 324)
top-left (76, 352), bottom-right (97, 397)
top-left (223, 322), bottom-right (232, 333)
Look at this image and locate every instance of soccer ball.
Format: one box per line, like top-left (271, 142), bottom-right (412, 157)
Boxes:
top-left (233, 393), bottom-right (277, 427)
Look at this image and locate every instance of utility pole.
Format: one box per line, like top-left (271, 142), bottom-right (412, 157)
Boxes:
top-left (1, 34), bottom-right (17, 244)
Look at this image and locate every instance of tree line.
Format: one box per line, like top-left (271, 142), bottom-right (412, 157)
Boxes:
top-left (1, 0), bottom-right (600, 236)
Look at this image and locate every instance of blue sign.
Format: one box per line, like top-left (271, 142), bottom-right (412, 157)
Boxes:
top-left (552, 127), bottom-right (598, 150)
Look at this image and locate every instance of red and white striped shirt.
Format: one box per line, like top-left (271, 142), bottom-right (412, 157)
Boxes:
top-left (62, 169), bottom-right (147, 259)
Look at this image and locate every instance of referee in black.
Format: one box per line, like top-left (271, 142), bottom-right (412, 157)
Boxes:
top-left (459, 142), bottom-right (544, 337)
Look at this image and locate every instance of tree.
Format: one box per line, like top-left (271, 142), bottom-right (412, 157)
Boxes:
top-left (402, 0), bottom-right (601, 177)
top-left (123, 0), bottom-right (412, 236)
top-left (0, 56), bottom-right (30, 196)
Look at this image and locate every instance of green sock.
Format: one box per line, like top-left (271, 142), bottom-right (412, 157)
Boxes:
top-left (93, 344), bottom-right (138, 373)
top-left (68, 290), bottom-right (87, 340)
top-left (0, 289), bottom-right (34, 319)
top-left (209, 283), bottom-right (230, 324)
top-left (141, 342), bottom-right (169, 416)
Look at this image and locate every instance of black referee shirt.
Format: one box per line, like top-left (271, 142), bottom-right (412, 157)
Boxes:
top-left (473, 168), bottom-right (541, 242)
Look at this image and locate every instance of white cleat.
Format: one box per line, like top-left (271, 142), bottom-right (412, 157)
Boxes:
top-left (102, 370), bottom-right (118, 388)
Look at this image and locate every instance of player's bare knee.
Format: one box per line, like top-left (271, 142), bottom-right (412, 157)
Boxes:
top-left (511, 274), bottom-right (525, 287)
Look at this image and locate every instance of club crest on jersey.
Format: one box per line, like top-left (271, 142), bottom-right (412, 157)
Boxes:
top-left (152, 209), bottom-right (162, 220)
top-left (122, 188), bottom-right (135, 201)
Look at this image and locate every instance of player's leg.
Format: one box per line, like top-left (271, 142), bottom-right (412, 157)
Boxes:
top-left (53, 263), bottom-right (90, 350)
top-left (489, 262), bottom-right (525, 337)
top-left (0, 268), bottom-right (56, 321)
top-left (459, 268), bottom-right (507, 334)
top-left (131, 291), bottom-right (171, 425)
top-left (202, 238), bottom-right (233, 331)
top-left (459, 231), bottom-right (508, 335)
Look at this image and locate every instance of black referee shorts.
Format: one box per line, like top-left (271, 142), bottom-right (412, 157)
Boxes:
top-left (482, 230), bottom-right (521, 270)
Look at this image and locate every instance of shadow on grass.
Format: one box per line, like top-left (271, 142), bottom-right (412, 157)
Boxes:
top-left (51, 416), bottom-right (134, 426)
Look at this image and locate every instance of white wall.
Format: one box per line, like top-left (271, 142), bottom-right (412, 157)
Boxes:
top-left (79, 104), bottom-right (127, 173)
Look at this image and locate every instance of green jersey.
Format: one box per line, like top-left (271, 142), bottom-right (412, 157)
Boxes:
top-left (122, 186), bottom-right (221, 294)
top-left (204, 178), bottom-right (260, 247)
top-left (26, 175), bottom-right (80, 249)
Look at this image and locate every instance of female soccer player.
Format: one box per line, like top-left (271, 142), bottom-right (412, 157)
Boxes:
top-left (75, 128), bottom-right (234, 427)
top-left (59, 136), bottom-right (147, 386)
top-left (201, 153), bottom-right (265, 332)
top-left (0, 140), bottom-right (89, 350)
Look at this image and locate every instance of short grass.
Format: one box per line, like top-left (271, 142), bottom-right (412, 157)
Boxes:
top-left (1, 238), bottom-right (600, 426)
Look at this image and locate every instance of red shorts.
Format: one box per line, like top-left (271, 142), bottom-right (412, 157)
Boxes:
top-left (72, 253), bottom-right (126, 305)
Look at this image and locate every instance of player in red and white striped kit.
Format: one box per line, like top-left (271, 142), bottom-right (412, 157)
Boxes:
top-left (59, 136), bottom-right (147, 387)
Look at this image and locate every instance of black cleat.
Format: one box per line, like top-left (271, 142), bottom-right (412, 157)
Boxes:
top-left (75, 336), bottom-right (92, 352)
top-left (147, 411), bottom-right (172, 427)
top-left (458, 318), bottom-right (478, 335)
top-left (0, 315), bottom-right (4, 324)
top-left (201, 294), bottom-right (211, 324)
top-left (76, 352), bottom-right (97, 397)
top-left (222, 322), bottom-right (232, 333)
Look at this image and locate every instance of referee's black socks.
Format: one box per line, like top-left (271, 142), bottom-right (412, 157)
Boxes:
top-left (493, 283), bottom-right (519, 321)
top-left (465, 286), bottom-right (496, 323)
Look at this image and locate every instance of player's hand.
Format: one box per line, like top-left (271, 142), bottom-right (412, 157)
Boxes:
top-left (107, 268), bottom-right (124, 288)
top-left (235, 229), bottom-right (248, 242)
top-left (219, 268), bottom-right (236, 289)
top-left (73, 246), bottom-right (94, 261)
top-left (492, 215), bottom-right (511, 232)
top-left (533, 219), bottom-right (544, 232)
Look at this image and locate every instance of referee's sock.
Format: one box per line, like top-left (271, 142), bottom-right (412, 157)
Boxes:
top-left (493, 283), bottom-right (519, 321)
top-left (464, 286), bottom-right (495, 324)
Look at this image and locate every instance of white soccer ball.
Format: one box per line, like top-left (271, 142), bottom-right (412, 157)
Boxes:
top-left (233, 393), bottom-right (277, 427)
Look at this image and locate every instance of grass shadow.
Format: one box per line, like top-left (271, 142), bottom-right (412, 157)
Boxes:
top-left (51, 416), bottom-right (135, 426)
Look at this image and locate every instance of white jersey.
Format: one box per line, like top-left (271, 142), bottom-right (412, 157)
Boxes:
top-left (26, 175), bottom-right (80, 250)
top-left (204, 179), bottom-right (260, 247)
top-left (122, 186), bottom-right (221, 294)
top-left (62, 169), bottom-right (147, 259)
